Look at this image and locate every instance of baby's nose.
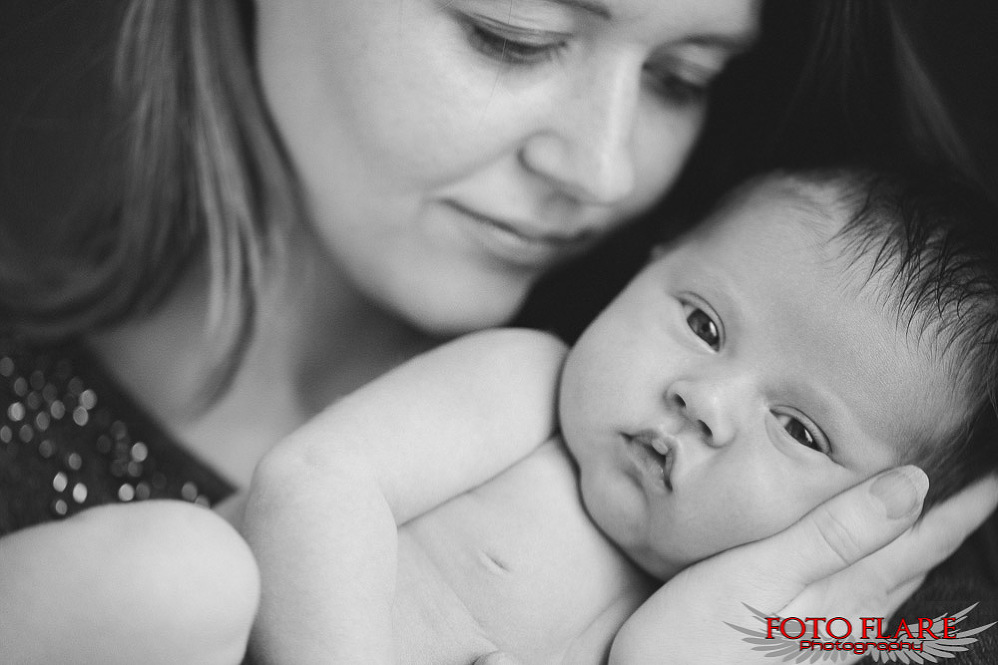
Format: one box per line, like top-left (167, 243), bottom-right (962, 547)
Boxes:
top-left (664, 379), bottom-right (737, 447)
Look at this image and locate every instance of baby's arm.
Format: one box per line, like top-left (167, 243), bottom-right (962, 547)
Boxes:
top-left (243, 329), bottom-right (567, 665)
top-left (0, 500), bottom-right (259, 665)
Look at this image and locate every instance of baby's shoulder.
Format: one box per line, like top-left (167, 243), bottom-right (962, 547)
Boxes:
top-left (436, 328), bottom-right (568, 382)
top-left (486, 436), bottom-right (580, 508)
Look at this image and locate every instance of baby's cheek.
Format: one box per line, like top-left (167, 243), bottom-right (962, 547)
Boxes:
top-left (704, 489), bottom-right (810, 555)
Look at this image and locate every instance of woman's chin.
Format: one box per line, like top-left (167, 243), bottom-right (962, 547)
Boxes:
top-left (390, 281), bottom-right (532, 338)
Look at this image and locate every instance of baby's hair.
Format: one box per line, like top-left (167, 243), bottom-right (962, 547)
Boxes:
top-left (791, 168), bottom-right (998, 508)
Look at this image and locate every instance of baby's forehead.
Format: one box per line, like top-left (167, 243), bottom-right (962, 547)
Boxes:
top-left (707, 174), bottom-right (855, 242)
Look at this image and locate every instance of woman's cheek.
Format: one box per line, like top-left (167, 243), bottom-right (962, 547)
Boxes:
top-left (630, 100), bottom-right (707, 209)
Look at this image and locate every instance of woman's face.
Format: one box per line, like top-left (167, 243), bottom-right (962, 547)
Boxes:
top-left (255, 0), bottom-right (760, 334)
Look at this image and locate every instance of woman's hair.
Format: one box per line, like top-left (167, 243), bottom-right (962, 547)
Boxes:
top-left (1, 0), bottom-right (305, 398)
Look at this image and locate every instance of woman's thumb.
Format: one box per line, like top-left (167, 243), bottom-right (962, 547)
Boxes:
top-left (774, 466), bottom-right (928, 587)
top-left (473, 651), bottom-right (526, 665)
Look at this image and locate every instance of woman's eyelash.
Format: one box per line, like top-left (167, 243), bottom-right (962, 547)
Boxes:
top-left (464, 19), bottom-right (567, 65)
top-left (643, 60), bottom-right (718, 105)
top-left (647, 72), bottom-right (709, 104)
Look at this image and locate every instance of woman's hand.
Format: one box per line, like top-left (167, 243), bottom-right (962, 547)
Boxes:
top-left (609, 467), bottom-right (998, 664)
top-left (473, 653), bottom-right (527, 665)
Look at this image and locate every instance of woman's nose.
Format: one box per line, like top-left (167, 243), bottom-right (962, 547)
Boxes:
top-left (518, 58), bottom-right (639, 205)
top-left (664, 377), bottom-right (738, 448)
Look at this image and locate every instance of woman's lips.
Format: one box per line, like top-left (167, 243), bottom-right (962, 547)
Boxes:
top-left (445, 200), bottom-right (596, 267)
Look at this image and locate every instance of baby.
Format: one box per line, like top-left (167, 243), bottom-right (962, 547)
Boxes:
top-left (244, 168), bottom-right (998, 664)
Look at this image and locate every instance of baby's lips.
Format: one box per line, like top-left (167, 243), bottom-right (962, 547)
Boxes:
top-left (629, 429), bottom-right (678, 490)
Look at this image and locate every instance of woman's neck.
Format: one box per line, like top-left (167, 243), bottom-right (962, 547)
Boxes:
top-left (88, 240), bottom-right (436, 486)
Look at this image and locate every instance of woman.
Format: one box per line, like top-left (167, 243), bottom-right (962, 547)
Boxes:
top-left (0, 0), bottom-right (993, 663)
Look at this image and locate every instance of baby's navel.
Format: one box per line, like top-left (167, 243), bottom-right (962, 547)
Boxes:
top-left (478, 548), bottom-right (514, 575)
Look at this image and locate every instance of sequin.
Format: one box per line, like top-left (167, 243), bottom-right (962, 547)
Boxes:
top-left (64, 452), bottom-right (83, 471)
top-left (181, 481), bottom-right (199, 501)
top-left (38, 439), bottom-right (56, 459)
top-left (1, 335), bottom-right (235, 532)
top-left (79, 389), bottom-right (98, 410)
top-left (131, 442), bottom-right (148, 462)
top-left (118, 484), bottom-right (135, 501)
top-left (72, 406), bottom-right (89, 426)
top-left (7, 402), bottom-right (25, 422)
top-left (51, 498), bottom-right (68, 517)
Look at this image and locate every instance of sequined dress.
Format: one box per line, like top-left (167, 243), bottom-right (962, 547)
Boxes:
top-left (0, 334), bottom-right (235, 536)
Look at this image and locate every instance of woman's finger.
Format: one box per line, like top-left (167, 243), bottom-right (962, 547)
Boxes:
top-left (755, 466), bottom-right (929, 598)
top-left (610, 468), bottom-right (931, 664)
top-left (894, 473), bottom-right (998, 565)
top-left (795, 473), bottom-right (998, 610)
top-left (473, 651), bottom-right (527, 665)
top-left (781, 474), bottom-right (998, 622)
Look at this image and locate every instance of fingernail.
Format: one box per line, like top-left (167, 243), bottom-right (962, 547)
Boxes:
top-left (870, 467), bottom-right (928, 519)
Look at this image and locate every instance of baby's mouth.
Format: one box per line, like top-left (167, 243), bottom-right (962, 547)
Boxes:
top-left (628, 430), bottom-right (676, 491)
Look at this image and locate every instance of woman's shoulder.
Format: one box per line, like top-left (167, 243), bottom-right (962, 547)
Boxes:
top-left (0, 333), bottom-right (235, 536)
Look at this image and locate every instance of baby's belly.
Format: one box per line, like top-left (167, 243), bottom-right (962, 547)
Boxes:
top-left (393, 442), bottom-right (655, 665)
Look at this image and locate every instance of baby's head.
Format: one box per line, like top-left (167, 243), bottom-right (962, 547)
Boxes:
top-left (561, 169), bottom-right (998, 579)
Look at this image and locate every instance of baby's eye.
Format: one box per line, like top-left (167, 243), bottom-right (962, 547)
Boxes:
top-left (684, 305), bottom-right (720, 351)
top-left (774, 412), bottom-right (829, 455)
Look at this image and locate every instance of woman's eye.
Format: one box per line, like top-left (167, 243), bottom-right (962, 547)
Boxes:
top-left (464, 19), bottom-right (567, 66)
top-left (774, 413), bottom-right (829, 455)
top-left (645, 70), bottom-right (710, 105)
top-left (643, 60), bottom-right (717, 105)
top-left (685, 306), bottom-right (720, 350)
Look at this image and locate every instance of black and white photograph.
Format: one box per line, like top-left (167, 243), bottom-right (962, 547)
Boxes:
top-left (2, 1), bottom-right (997, 663)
